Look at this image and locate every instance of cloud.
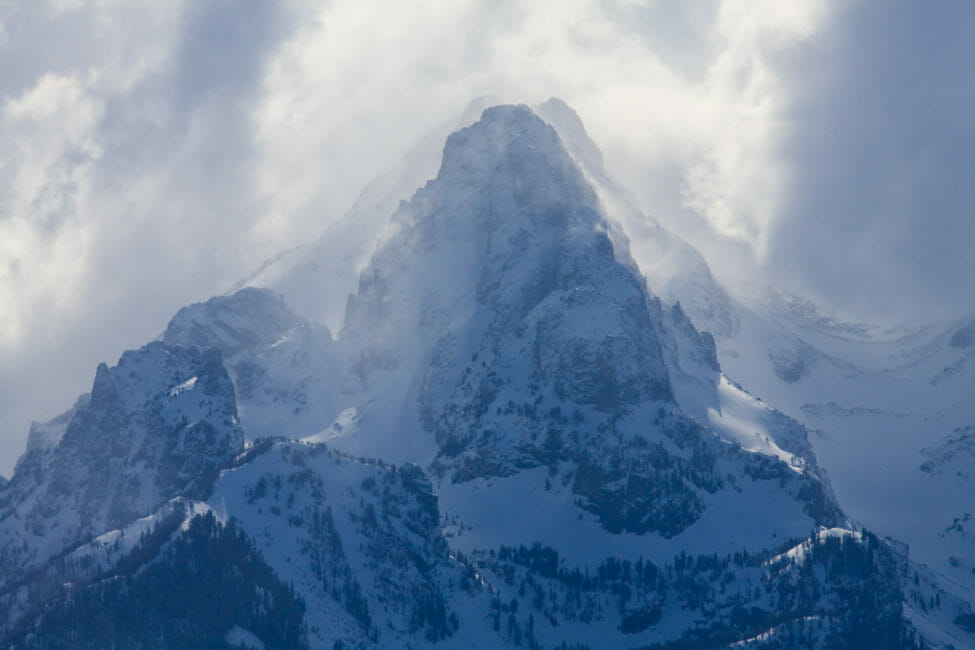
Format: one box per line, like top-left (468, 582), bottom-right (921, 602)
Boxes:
top-left (682, 0), bottom-right (825, 254)
top-left (0, 73), bottom-right (101, 342)
top-left (765, 1), bottom-right (975, 322)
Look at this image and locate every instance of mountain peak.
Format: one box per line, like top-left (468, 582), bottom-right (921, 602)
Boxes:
top-left (343, 104), bottom-right (638, 373)
top-left (445, 103), bottom-right (555, 157)
top-left (433, 104), bottom-right (598, 215)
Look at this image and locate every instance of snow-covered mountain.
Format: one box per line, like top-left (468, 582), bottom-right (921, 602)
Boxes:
top-left (0, 343), bottom-right (242, 589)
top-left (0, 101), bottom-right (971, 649)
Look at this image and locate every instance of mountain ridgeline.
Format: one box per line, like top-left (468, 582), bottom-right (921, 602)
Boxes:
top-left (0, 103), bottom-right (963, 649)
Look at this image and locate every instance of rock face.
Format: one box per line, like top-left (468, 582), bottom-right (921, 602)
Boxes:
top-left (0, 342), bottom-right (242, 588)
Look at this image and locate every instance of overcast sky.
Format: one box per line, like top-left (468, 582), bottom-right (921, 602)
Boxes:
top-left (1, 0), bottom-right (972, 476)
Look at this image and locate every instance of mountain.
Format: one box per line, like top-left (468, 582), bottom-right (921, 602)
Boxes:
top-left (0, 101), bottom-right (970, 649)
top-left (336, 105), bottom-right (839, 546)
top-left (0, 342), bottom-right (242, 590)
